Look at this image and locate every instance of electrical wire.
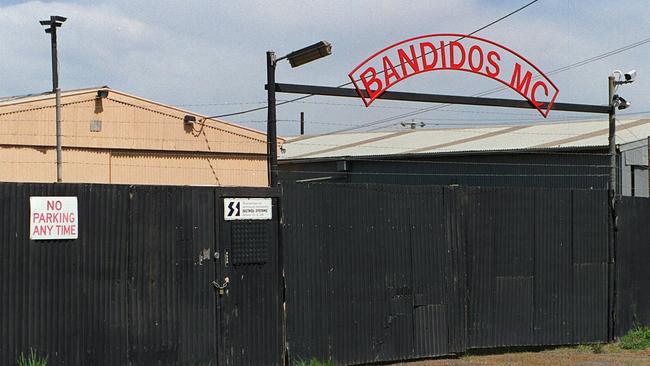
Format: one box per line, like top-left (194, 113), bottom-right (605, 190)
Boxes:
top-left (210, 20), bottom-right (650, 135)
top-left (284, 157), bottom-right (612, 168)
top-left (278, 169), bottom-right (609, 177)
top-left (206, 0), bottom-right (540, 119)
top-left (358, 37), bottom-right (650, 132)
top-left (377, 110), bottom-right (650, 129)
top-left (453, 37), bottom-right (650, 99)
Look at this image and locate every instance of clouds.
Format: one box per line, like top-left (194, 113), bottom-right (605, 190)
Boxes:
top-left (0, 0), bottom-right (649, 135)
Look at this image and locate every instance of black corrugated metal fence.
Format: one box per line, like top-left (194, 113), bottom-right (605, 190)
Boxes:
top-left (616, 196), bottom-right (650, 336)
top-left (1, 181), bottom-right (638, 366)
top-left (0, 183), bottom-right (282, 366)
top-left (283, 183), bottom-right (611, 365)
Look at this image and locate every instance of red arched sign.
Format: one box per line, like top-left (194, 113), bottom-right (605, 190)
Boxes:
top-left (348, 34), bottom-right (559, 117)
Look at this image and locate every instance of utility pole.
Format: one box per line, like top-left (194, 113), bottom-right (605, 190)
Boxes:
top-left (265, 41), bottom-right (331, 187)
top-left (607, 75), bottom-right (618, 341)
top-left (40, 15), bottom-right (66, 183)
top-left (300, 112), bottom-right (305, 135)
top-left (266, 51), bottom-right (278, 187)
top-left (608, 75), bottom-right (616, 194)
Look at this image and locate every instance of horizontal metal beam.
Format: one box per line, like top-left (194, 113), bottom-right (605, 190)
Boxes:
top-left (270, 83), bottom-right (611, 114)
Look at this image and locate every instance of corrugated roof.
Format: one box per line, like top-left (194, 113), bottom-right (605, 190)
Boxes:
top-left (0, 86), bottom-right (109, 105)
top-left (280, 118), bottom-right (650, 159)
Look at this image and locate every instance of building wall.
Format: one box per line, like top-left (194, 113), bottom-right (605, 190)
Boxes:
top-left (620, 138), bottom-right (649, 197)
top-left (0, 89), bottom-right (270, 186)
top-left (279, 149), bottom-right (610, 190)
top-left (109, 152), bottom-right (266, 186)
top-left (0, 146), bottom-right (267, 186)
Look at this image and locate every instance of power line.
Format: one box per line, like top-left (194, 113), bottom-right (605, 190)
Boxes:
top-left (279, 169), bottom-right (609, 178)
top-left (355, 37), bottom-right (650, 132)
top-left (376, 110), bottom-right (650, 128)
top-left (284, 157), bottom-right (611, 168)
top-left (206, 0), bottom-right (540, 119)
top-left (455, 36), bottom-right (650, 99)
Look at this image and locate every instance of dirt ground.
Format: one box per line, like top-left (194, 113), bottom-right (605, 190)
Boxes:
top-left (388, 345), bottom-right (650, 366)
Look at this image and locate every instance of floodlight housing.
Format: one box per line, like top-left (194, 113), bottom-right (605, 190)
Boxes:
top-left (286, 41), bottom-right (332, 68)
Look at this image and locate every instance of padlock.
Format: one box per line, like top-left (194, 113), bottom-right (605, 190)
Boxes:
top-left (219, 288), bottom-right (225, 295)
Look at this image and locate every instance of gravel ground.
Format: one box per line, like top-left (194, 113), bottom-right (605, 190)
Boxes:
top-left (387, 346), bottom-right (650, 366)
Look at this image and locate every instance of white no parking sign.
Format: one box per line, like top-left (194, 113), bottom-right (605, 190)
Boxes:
top-left (30, 196), bottom-right (78, 240)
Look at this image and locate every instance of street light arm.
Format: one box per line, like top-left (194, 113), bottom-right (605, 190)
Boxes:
top-left (265, 41), bottom-right (332, 187)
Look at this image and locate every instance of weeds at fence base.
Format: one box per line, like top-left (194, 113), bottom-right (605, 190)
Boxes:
top-left (574, 343), bottom-right (604, 353)
top-left (619, 326), bottom-right (650, 350)
top-left (293, 357), bottom-right (333, 366)
top-left (17, 349), bottom-right (48, 366)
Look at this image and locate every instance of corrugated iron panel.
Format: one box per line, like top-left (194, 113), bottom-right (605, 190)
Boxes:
top-left (284, 183), bottom-right (611, 365)
top-left (128, 186), bottom-right (217, 365)
top-left (494, 276), bottom-right (534, 345)
top-left (284, 184), bottom-right (459, 365)
top-left (573, 263), bottom-right (608, 342)
top-left (617, 197), bottom-right (650, 337)
top-left (443, 187), bottom-right (467, 353)
top-left (572, 190), bottom-right (609, 343)
top-left (283, 184), bottom-right (325, 361)
top-left (217, 195), bottom-right (283, 366)
top-left (0, 182), bottom-right (283, 365)
top-left (493, 189), bottom-right (534, 346)
top-left (280, 149), bottom-right (611, 191)
top-left (533, 189), bottom-right (574, 346)
top-left (0, 183), bottom-right (130, 365)
top-left (411, 186), bottom-right (450, 357)
top-left (465, 187), bottom-right (497, 348)
top-left (573, 190), bottom-right (609, 264)
top-left (466, 188), bottom-right (537, 348)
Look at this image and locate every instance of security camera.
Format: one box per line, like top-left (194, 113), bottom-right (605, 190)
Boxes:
top-left (612, 69), bottom-right (637, 85)
top-left (618, 97), bottom-right (631, 110)
top-left (614, 94), bottom-right (631, 110)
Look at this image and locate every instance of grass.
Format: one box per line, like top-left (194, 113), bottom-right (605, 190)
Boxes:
top-left (619, 326), bottom-right (650, 350)
top-left (574, 343), bottom-right (605, 353)
top-left (17, 349), bottom-right (48, 366)
top-left (570, 326), bottom-right (650, 354)
top-left (293, 357), bottom-right (333, 366)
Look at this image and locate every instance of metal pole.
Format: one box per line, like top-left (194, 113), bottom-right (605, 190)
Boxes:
top-left (266, 51), bottom-right (278, 187)
top-left (608, 76), bottom-right (616, 193)
top-left (50, 17), bottom-right (58, 92)
top-left (300, 112), bottom-right (305, 135)
top-left (607, 75), bottom-right (617, 340)
top-left (55, 88), bottom-right (62, 183)
top-left (49, 17), bottom-right (63, 182)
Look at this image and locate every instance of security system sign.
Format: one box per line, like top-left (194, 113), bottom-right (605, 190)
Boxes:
top-left (30, 196), bottom-right (78, 240)
top-left (224, 198), bottom-right (272, 221)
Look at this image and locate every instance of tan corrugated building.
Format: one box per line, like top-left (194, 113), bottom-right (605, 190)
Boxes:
top-left (0, 86), bottom-right (275, 186)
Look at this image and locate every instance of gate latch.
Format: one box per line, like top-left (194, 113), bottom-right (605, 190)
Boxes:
top-left (212, 277), bottom-right (230, 296)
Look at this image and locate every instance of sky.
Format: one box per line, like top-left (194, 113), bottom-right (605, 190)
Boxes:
top-left (0, 0), bottom-right (649, 137)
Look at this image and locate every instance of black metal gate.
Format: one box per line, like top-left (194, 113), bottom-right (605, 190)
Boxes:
top-left (215, 189), bottom-right (283, 366)
top-left (283, 183), bottom-right (611, 365)
top-left (617, 196), bottom-right (650, 336)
